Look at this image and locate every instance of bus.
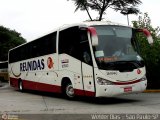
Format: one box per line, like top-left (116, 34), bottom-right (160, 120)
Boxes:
top-left (8, 21), bottom-right (153, 98)
top-left (0, 61), bottom-right (8, 81)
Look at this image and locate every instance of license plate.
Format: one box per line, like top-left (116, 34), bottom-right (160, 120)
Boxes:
top-left (124, 87), bottom-right (132, 92)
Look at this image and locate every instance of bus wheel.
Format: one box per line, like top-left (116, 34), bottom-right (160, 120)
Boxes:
top-left (18, 80), bottom-right (23, 92)
top-left (64, 82), bottom-right (75, 99)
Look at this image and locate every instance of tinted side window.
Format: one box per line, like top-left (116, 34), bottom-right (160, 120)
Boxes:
top-left (31, 32), bottom-right (57, 58)
top-left (42, 32), bottom-right (57, 55)
top-left (59, 27), bottom-right (93, 65)
top-left (9, 32), bottom-right (57, 63)
top-left (59, 27), bottom-right (81, 59)
top-left (9, 47), bottom-right (22, 63)
top-left (79, 31), bottom-right (93, 65)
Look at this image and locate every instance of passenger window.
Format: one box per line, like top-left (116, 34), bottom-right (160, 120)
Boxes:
top-left (80, 31), bottom-right (93, 66)
top-left (59, 27), bottom-right (81, 59)
top-left (59, 27), bottom-right (93, 66)
top-left (9, 32), bottom-right (57, 63)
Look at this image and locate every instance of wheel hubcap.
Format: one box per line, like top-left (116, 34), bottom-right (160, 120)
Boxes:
top-left (66, 84), bottom-right (74, 98)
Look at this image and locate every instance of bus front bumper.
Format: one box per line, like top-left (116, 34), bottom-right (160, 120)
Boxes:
top-left (95, 80), bottom-right (147, 97)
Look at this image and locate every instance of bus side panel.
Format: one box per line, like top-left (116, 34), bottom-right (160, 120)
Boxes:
top-left (58, 54), bottom-right (85, 96)
top-left (22, 79), bottom-right (37, 90)
top-left (9, 62), bottom-right (21, 89)
top-left (36, 53), bottom-right (60, 92)
top-left (82, 62), bottom-right (95, 97)
top-left (36, 82), bottom-right (61, 93)
top-left (9, 54), bottom-right (60, 92)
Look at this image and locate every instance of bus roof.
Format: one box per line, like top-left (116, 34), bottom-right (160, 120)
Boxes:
top-left (59, 21), bottom-right (130, 31)
top-left (9, 21), bottom-right (131, 51)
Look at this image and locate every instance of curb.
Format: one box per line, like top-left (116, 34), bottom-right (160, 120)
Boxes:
top-left (143, 90), bottom-right (160, 93)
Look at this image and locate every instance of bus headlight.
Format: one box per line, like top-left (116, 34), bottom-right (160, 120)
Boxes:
top-left (97, 77), bottom-right (114, 85)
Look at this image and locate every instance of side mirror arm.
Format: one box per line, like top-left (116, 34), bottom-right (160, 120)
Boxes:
top-left (136, 29), bottom-right (153, 45)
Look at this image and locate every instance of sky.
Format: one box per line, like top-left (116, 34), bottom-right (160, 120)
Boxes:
top-left (0, 0), bottom-right (159, 42)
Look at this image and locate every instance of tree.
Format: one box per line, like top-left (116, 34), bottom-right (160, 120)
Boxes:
top-left (72, 0), bottom-right (93, 21)
top-left (120, 7), bottom-right (140, 25)
top-left (69, 0), bottom-right (142, 21)
top-left (132, 13), bottom-right (160, 89)
top-left (0, 26), bottom-right (26, 61)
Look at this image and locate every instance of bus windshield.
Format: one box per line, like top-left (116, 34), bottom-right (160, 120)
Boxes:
top-left (93, 25), bottom-right (144, 71)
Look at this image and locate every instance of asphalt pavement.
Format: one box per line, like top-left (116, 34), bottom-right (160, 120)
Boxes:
top-left (0, 82), bottom-right (160, 120)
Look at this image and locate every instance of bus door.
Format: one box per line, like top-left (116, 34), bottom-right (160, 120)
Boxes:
top-left (80, 32), bottom-right (95, 97)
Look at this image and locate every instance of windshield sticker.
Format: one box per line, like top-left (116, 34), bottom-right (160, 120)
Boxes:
top-left (95, 51), bottom-right (104, 57)
top-left (97, 56), bottom-right (118, 62)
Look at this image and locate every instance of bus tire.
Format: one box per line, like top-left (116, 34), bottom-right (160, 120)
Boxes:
top-left (18, 80), bottom-right (23, 92)
top-left (62, 81), bottom-right (75, 99)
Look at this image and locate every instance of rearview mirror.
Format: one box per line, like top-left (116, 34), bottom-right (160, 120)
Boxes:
top-left (88, 27), bottom-right (98, 46)
top-left (137, 29), bottom-right (153, 45)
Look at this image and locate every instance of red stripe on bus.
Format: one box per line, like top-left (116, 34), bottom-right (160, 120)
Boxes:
top-left (10, 77), bottom-right (62, 92)
top-left (85, 90), bottom-right (95, 97)
top-left (74, 89), bottom-right (85, 96)
top-left (36, 82), bottom-right (61, 93)
top-left (114, 79), bottom-right (141, 85)
top-left (23, 80), bottom-right (37, 91)
top-left (74, 89), bottom-right (95, 97)
top-left (9, 77), bottom-right (95, 97)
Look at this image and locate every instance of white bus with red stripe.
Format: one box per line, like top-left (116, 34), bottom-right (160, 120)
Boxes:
top-left (8, 21), bottom-right (153, 98)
